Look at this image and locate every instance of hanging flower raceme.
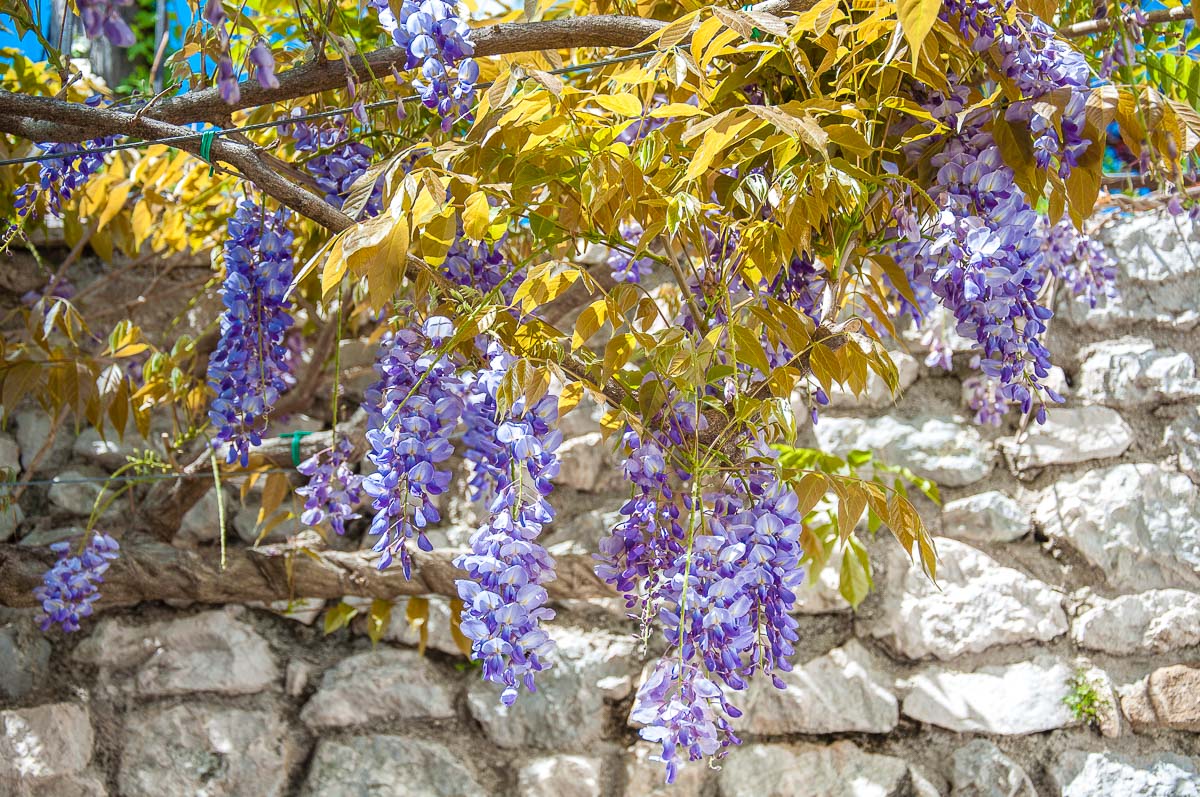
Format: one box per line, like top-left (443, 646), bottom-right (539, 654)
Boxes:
top-left (13, 99), bottom-right (118, 220)
top-left (278, 114), bottom-right (385, 217)
top-left (455, 341), bottom-right (562, 706)
top-left (368, 0), bottom-right (479, 129)
top-left (33, 532), bottom-right (120, 632)
top-left (77, 0), bottom-right (135, 47)
top-left (1040, 216), bottom-right (1119, 308)
top-left (607, 221), bottom-right (655, 284)
top-left (297, 434), bottom-right (365, 536)
top-left (207, 199), bottom-right (296, 467)
top-left (443, 232), bottom-right (520, 301)
top-left (362, 317), bottom-right (464, 578)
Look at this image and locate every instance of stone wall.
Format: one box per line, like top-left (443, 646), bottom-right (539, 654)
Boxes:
top-left (3, 213), bottom-right (1200, 796)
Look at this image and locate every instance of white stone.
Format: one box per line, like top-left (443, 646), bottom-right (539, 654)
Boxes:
top-left (813, 415), bottom-right (994, 487)
top-left (1072, 589), bottom-right (1200, 655)
top-left (1036, 464), bottom-right (1200, 592)
top-left (902, 656), bottom-right (1077, 734)
top-left (825, 351), bottom-right (919, 408)
top-left (0, 703), bottom-right (93, 781)
top-left (300, 648), bottom-right (459, 728)
top-left (26, 773), bottom-right (108, 796)
top-left (1000, 406), bottom-right (1133, 469)
top-left (1061, 213), bottom-right (1200, 330)
top-left (1077, 337), bottom-right (1200, 407)
top-left (864, 539), bottom-right (1067, 660)
top-left (951, 739), bottom-right (1036, 797)
top-left (1051, 750), bottom-right (1200, 797)
top-left (247, 597), bottom-right (325, 625)
top-left (741, 640), bottom-right (898, 734)
top-left (517, 756), bottom-right (603, 797)
top-left (718, 742), bottom-right (912, 797)
top-left (470, 627), bottom-right (638, 749)
top-left (941, 490), bottom-right (1029, 543)
top-left (73, 607), bottom-right (278, 696)
top-left (302, 736), bottom-right (484, 797)
top-left (71, 426), bottom-right (158, 470)
top-left (119, 704), bottom-right (296, 797)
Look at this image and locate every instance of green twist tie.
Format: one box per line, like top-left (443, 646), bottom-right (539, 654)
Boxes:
top-left (278, 431), bottom-right (315, 467)
top-left (198, 128), bottom-right (218, 176)
top-left (742, 5), bottom-right (763, 40)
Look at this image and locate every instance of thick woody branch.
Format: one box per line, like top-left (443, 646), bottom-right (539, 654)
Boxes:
top-left (1059, 5), bottom-right (1189, 38)
top-left (3, 0), bottom-right (814, 144)
top-left (0, 92), bottom-right (353, 233)
top-left (0, 537), bottom-right (613, 610)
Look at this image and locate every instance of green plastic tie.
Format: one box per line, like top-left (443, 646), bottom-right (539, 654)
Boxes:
top-left (278, 431), bottom-right (315, 467)
top-left (198, 128), bottom-right (218, 176)
top-left (742, 5), bottom-right (763, 40)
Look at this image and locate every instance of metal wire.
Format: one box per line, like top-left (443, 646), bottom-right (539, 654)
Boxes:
top-left (0, 49), bottom-right (659, 168)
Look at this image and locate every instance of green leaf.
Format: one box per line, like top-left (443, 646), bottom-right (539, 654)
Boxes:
top-left (839, 535), bottom-right (873, 609)
top-left (323, 601), bottom-right (359, 635)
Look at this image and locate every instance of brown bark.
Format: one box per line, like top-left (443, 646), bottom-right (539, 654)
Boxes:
top-left (0, 537), bottom-right (613, 610)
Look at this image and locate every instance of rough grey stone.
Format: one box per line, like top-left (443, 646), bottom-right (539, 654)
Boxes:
top-left (553, 431), bottom-right (613, 492)
top-left (302, 736), bottom-right (483, 797)
top-left (26, 773), bottom-right (108, 796)
top-left (300, 648), bottom-right (459, 728)
top-left (902, 656), bottom-right (1077, 734)
top-left (14, 408), bottom-right (71, 472)
top-left (1000, 406), bottom-right (1133, 469)
top-left (1077, 337), bottom-right (1200, 407)
top-left (813, 415), bottom-right (994, 487)
top-left (470, 627), bottom-right (637, 749)
top-left (1132, 665), bottom-right (1200, 732)
top-left (1050, 750), bottom-right (1200, 797)
top-left (1166, 407), bottom-right (1200, 485)
top-left (1062, 214), bottom-right (1200, 330)
top-left (118, 704), bottom-right (295, 797)
top-left (71, 426), bottom-right (158, 470)
top-left (517, 755), bottom-right (603, 797)
top-left (232, 490), bottom-right (301, 544)
top-left (18, 525), bottom-right (83, 547)
top-left (0, 703), bottom-right (93, 781)
top-left (248, 597), bottom-right (325, 625)
top-left (941, 490), bottom-right (1029, 543)
top-left (718, 742), bottom-right (911, 797)
top-left (792, 547), bottom-right (851, 613)
top-left (47, 468), bottom-right (112, 517)
top-left (624, 743), bottom-right (710, 797)
top-left (951, 739), bottom-right (1036, 797)
top-left (1036, 464), bottom-right (1200, 591)
top-left (177, 486), bottom-right (235, 544)
top-left (0, 502), bottom-right (25, 542)
top-left (1072, 589), bottom-right (1200, 655)
top-left (0, 623), bottom-right (51, 702)
top-left (73, 607), bottom-right (278, 696)
top-left (864, 539), bottom-right (1067, 660)
top-left (0, 432), bottom-right (20, 474)
top-left (742, 640), bottom-right (897, 735)
top-left (373, 595), bottom-right (467, 657)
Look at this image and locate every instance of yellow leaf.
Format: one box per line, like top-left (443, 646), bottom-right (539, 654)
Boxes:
top-left (321, 239), bottom-right (349, 297)
top-left (420, 206), bottom-right (457, 266)
top-left (572, 299), bottom-right (608, 349)
top-left (95, 181), bottom-right (132, 233)
top-left (257, 472), bottom-right (291, 527)
top-left (558, 381), bottom-right (584, 417)
top-left (594, 94), bottom-right (643, 117)
top-left (648, 102), bottom-right (709, 119)
top-left (463, 190), bottom-right (491, 242)
top-left (897, 0), bottom-right (941, 61)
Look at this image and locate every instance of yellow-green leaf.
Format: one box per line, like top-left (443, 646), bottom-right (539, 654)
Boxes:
top-left (462, 190), bottom-right (490, 242)
top-left (897, 0), bottom-right (942, 62)
top-left (594, 94), bottom-right (643, 117)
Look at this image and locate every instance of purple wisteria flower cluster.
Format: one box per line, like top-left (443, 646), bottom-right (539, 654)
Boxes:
top-left (443, 232), bottom-right (518, 300)
top-left (362, 318), bottom-right (463, 578)
top-left (297, 434), bottom-right (365, 536)
top-left (203, 0), bottom-right (278, 104)
top-left (1040, 216), bottom-right (1119, 308)
top-left (455, 341), bottom-right (562, 705)
top-left (597, 420), bottom-right (805, 781)
top-left (33, 532), bottom-right (120, 632)
top-left (368, 0), bottom-right (479, 130)
top-left (278, 113), bottom-right (385, 217)
top-left (77, 0), bottom-right (134, 46)
top-left (14, 99), bottom-right (118, 220)
top-left (207, 199), bottom-right (296, 466)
